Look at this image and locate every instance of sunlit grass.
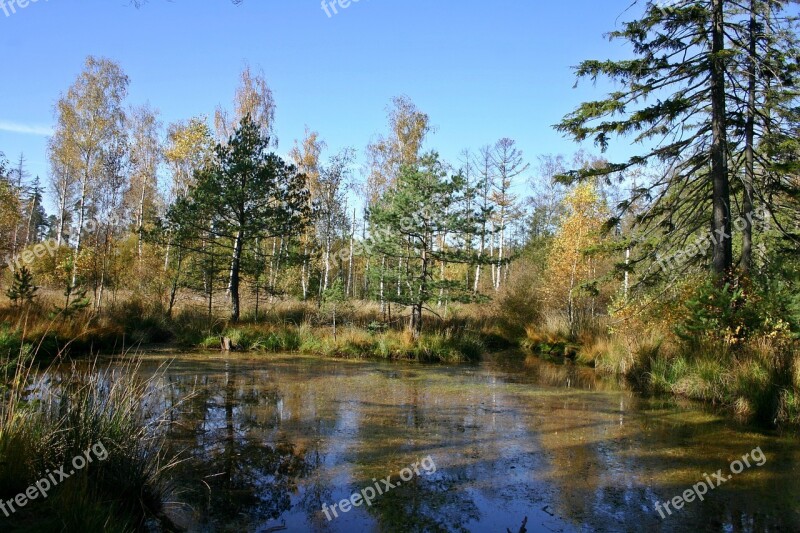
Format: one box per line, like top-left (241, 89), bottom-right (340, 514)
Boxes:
top-left (214, 323), bottom-right (486, 363)
top-left (0, 346), bottom-right (181, 531)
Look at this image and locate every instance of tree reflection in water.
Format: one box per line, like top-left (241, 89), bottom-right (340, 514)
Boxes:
top-left (162, 362), bottom-right (315, 529)
top-left (98, 353), bottom-right (800, 532)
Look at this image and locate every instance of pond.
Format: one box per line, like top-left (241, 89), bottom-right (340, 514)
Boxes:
top-left (69, 352), bottom-right (800, 532)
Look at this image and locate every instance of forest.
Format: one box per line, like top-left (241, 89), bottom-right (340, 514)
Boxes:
top-left (1, 1), bottom-right (799, 531)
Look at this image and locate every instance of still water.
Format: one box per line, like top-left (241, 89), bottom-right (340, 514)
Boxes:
top-left (108, 352), bottom-right (799, 532)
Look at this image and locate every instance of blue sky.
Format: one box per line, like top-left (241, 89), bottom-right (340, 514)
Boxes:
top-left (0, 0), bottom-right (638, 208)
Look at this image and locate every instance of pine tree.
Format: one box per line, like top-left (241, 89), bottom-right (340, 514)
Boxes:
top-left (168, 115), bottom-right (310, 322)
top-left (24, 177), bottom-right (48, 246)
top-left (6, 267), bottom-right (38, 306)
top-left (555, 0), bottom-right (798, 281)
top-left (368, 153), bottom-right (488, 338)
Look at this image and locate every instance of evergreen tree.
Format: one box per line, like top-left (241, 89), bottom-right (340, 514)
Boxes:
top-left (168, 115), bottom-right (310, 322)
top-left (368, 153), bottom-right (488, 338)
top-left (6, 267), bottom-right (38, 306)
top-left (24, 177), bottom-right (48, 246)
top-left (556, 0), bottom-right (799, 282)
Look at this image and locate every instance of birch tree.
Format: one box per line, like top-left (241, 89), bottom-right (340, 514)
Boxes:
top-left (50, 56), bottom-right (128, 287)
top-left (289, 128), bottom-right (324, 300)
top-left (215, 65), bottom-right (277, 144)
top-left (125, 104), bottom-right (162, 260)
top-left (317, 149), bottom-right (354, 293)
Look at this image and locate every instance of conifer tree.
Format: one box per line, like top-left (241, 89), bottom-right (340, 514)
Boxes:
top-left (369, 153), bottom-right (487, 338)
top-left (168, 115), bottom-right (310, 322)
top-left (556, 0), bottom-right (799, 281)
top-left (6, 267), bottom-right (38, 306)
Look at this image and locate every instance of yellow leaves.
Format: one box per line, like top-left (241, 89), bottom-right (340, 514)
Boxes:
top-left (366, 96), bottom-right (431, 205)
top-left (543, 182), bottom-right (607, 309)
top-left (165, 117), bottom-right (215, 196)
top-left (288, 128), bottom-right (325, 198)
top-left (215, 65), bottom-right (276, 141)
top-left (0, 181), bottom-right (21, 257)
top-left (388, 95), bottom-right (431, 167)
top-left (564, 181), bottom-right (603, 220)
top-left (165, 118), bottom-right (212, 162)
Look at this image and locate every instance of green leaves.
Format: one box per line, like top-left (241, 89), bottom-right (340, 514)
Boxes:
top-left (164, 115), bottom-right (311, 321)
top-left (5, 267), bottom-right (38, 306)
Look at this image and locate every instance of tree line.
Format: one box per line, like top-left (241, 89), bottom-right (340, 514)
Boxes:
top-left (0, 62), bottom-right (544, 335)
top-left (1, 0), bottom-right (798, 343)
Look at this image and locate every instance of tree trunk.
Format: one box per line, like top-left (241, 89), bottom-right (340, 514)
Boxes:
top-left (71, 176), bottom-right (88, 288)
top-left (95, 222), bottom-right (112, 312)
top-left (167, 249), bottom-right (183, 318)
top-left (347, 209), bottom-right (356, 297)
top-left (437, 232), bottom-right (447, 307)
top-left (301, 242), bottom-right (309, 300)
top-left (411, 242), bottom-right (429, 340)
top-left (496, 207), bottom-right (505, 292)
top-left (624, 247), bottom-right (630, 301)
top-left (138, 177), bottom-right (146, 261)
top-left (490, 222), bottom-right (497, 290)
top-left (379, 255), bottom-right (386, 318)
top-left (323, 234), bottom-right (331, 292)
top-left (57, 191), bottom-right (68, 248)
top-left (229, 230), bottom-right (244, 322)
top-left (474, 229), bottom-right (485, 294)
top-left (710, 0), bottom-right (733, 277)
top-left (24, 193), bottom-right (36, 248)
top-left (740, 0), bottom-right (757, 275)
top-left (267, 237), bottom-right (277, 299)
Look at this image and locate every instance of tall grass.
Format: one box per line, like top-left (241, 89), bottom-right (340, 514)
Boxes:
top-left (519, 303), bottom-right (800, 426)
top-left (567, 329), bottom-right (800, 426)
top-left (212, 322), bottom-right (487, 363)
top-left (0, 349), bottom-right (179, 531)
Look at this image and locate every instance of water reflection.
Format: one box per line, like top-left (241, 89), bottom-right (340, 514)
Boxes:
top-left (68, 353), bottom-right (800, 532)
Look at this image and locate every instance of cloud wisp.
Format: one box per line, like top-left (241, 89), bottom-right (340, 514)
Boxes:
top-left (0, 120), bottom-right (53, 136)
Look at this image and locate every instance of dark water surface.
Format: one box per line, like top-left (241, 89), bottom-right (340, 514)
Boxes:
top-left (88, 352), bottom-right (800, 532)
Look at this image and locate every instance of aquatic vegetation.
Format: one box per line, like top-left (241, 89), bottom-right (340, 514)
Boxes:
top-left (0, 350), bottom-right (178, 531)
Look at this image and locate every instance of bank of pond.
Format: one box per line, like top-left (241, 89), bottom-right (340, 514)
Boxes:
top-left (1, 344), bottom-right (799, 531)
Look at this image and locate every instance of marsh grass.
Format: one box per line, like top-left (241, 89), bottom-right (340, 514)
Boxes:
top-left (213, 322), bottom-right (487, 363)
top-left (521, 303), bottom-right (800, 426)
top-left (0, 345), bottom-right (182, 531)
top-left (565, 328), bottom-right (800, 425)
top-left (1, 296), bottom-right (508, 364)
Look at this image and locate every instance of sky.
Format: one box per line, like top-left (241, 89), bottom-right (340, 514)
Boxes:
top-left (0, 0), bottom-right (639, 210)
